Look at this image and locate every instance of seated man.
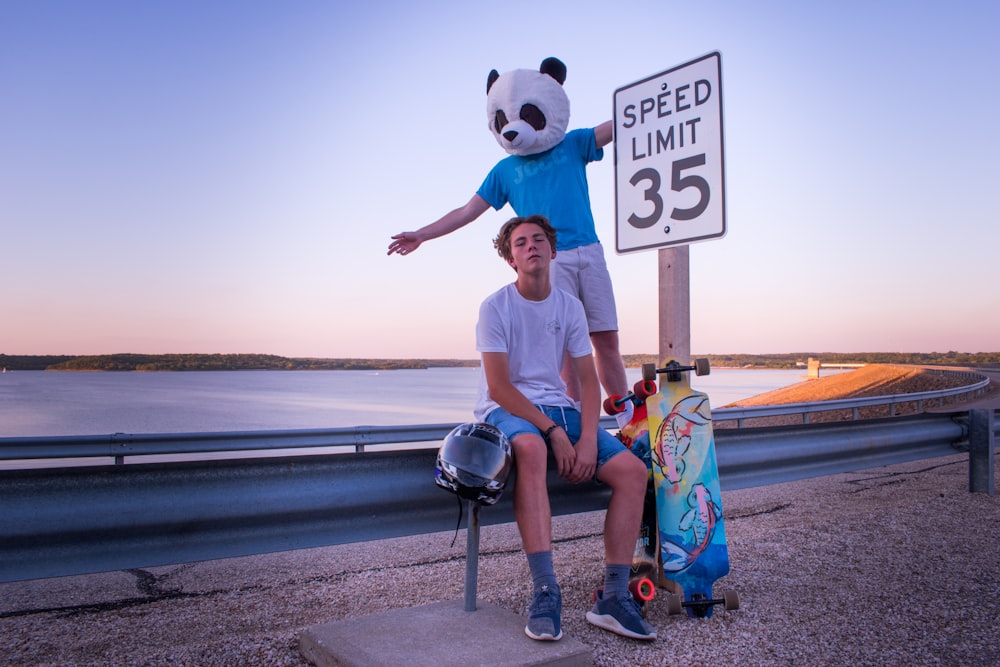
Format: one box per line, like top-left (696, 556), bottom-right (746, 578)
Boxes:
top-left (473, 214), bottom-right (655, 641)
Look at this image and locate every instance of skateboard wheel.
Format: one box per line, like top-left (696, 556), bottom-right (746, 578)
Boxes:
top-left (630, 577), bottom-right (656, 602)
top-left (603, 395), bottom-right (625, 415)
top-left (633, 379), bottom-right (656, 400)
top-left (641, 362), bottom-right (657, 382)
top-left (694, 358), bottom-right (711, 376)
top-left (665, 593), bottom-right (684, 615)
top-left (723, 589), bottom-right (740, 611)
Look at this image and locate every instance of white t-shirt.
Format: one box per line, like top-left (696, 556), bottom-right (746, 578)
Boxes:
top-left (473, 283), bottom-right (592, 421)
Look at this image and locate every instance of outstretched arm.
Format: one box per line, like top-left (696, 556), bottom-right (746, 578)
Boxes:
top-left (387, 194), bottom-right (491, 256)
top-left (594, 120), bottom-right (613, 148)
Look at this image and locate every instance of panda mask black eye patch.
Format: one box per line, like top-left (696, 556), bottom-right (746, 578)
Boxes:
top-left (494, 110), bottom-right (509, 134)
top-left (519, 104), bottom-right (546, 131)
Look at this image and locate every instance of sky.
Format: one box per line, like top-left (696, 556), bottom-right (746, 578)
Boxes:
top-left (2, 0), bottom-right (998, 359)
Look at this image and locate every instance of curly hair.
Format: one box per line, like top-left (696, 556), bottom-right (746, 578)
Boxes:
top-left (492, 214), bottom-right (558, 264)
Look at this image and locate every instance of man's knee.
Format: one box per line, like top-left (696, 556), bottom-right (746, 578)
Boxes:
top-left (512, 434), bottom-right (548, 470)
top-left (602, 450), bottom-right (647, 488)
top-left (623, 451), bottom-right (648, 484)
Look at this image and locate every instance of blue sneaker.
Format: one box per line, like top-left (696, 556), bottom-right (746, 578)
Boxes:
top-left (586, 590), bottom-right (657, 640)
top-left (525, 584), bottom-right (562, 641)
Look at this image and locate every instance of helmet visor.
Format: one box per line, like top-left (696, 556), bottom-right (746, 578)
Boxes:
top-left (441, 423), bottom-right (511, 480)
top-left (441, 434), bottom-right (508, 479)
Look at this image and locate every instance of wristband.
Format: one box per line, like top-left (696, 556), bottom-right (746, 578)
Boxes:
top-left (542, 423), bottom-right (561, 442)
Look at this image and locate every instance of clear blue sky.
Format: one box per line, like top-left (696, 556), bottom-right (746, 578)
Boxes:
top-left (2, 0), bottom-right (997, 359)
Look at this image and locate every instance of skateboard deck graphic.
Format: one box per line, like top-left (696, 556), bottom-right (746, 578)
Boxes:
top-left (644, 358), bottom-right (738, 617)
top-left (604, 380), bottom-right (658, 607)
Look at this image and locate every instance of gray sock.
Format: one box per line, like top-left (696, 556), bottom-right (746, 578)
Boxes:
top-left (603, 564), bottom-right (631, 598)
top-left (526, 550), bottom-right (557, 592)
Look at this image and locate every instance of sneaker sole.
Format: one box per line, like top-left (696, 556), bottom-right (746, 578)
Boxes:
top-left (585, 611), bottom-right (656, 641)
top-left (524, 626), bottom-right (563, 641)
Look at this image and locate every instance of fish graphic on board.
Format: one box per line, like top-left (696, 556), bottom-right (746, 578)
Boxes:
top-left (651, 393), bottom-right (712, 484)
top-left (661, 483), bottom-right (723, 572)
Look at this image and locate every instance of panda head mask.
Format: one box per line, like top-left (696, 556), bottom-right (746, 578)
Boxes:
top-left (486, 57), bottom-right (570, 157)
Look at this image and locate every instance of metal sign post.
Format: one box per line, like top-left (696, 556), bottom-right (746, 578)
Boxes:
top-left (658, 245), bottom-right (691, 363)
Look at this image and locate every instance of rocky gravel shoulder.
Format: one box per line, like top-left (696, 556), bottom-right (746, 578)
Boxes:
top-left (716, 364), bottom-right (994, 428)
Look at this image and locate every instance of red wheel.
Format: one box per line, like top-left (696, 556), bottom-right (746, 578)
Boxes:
top-left (603, 395), bottom-right (625, 415)
top-left (629, 577), bottom-right (656, 602)
top-left (633, 379), bottom-right (656, 400)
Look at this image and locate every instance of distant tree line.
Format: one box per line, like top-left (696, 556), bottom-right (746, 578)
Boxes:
top-left (624, 352), bottom-right (1000, 369)
top-left (1, 351), bottom-right (997, 372)
top-left (0, 354), bottom-right (480, 372)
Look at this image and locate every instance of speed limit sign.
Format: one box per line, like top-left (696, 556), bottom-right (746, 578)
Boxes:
top-left (614, 52), bottom-right (725, 253)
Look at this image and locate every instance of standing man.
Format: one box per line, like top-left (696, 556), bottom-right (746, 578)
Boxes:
top-left (388, 57), bottom-right (629, 401)
top-left (474, 214), bottom-right (655, 642)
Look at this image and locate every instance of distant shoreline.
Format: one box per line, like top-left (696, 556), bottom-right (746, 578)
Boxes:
top-left (2, 352), bottom-right (998, 373)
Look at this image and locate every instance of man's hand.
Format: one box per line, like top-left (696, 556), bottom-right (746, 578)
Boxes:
top-left (387, 195), bottom-right (490, 257)
top-left (548, 427), bottom-right (577, 479)
top-left (387, 231), bottom-right (422, 256)
top-left (565, 432), bottom-right (597, 484)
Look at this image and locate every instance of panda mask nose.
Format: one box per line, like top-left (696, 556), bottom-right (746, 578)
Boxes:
top-left (500, 119), bottom-right (537, 151)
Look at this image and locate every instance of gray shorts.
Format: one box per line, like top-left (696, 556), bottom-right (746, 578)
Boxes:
top-left (550, 242), bottom-right (619, 333)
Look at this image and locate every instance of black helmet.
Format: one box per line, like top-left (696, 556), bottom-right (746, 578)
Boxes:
top-left (435, 422), bottom-right (513, 505)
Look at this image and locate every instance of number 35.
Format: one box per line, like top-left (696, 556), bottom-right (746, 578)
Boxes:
top-left (627, 154), bottom-right (710, 230)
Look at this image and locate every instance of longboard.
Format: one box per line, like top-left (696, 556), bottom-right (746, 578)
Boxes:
top-left (643, 359), bottom-right (739, 618)
top-left (604, 380), bottom-right (658, 609)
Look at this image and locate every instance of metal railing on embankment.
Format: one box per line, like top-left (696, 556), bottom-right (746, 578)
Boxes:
top-left (714, 366), bottom-right (992, 426)
top-left (0, 372), bottom-right (995, 584)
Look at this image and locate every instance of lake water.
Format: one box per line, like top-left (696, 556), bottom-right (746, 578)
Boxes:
top-left (0, 367), bottom-right (808, 438)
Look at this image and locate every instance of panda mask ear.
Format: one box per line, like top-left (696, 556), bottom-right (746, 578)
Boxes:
top-left (485, 58), bottom-right (570, 157)
top-left (539, 57), bottom-right (567, 85)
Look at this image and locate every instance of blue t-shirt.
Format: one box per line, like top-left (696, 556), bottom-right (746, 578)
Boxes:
top-left (476, 128), bottom-right (603, 251)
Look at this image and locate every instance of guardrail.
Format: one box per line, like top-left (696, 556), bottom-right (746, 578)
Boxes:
top-left (2, 410), bottom-right (994, 583)
top-left (0, 368), bottom-right (993, 583)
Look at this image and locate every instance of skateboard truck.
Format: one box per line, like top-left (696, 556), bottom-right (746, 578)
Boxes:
top-left (666, 590), bottom-right (740, 618)
top-left (642, 358), bottom-right (711, 384)
top-left (603, 379), bottom-right (657, 415)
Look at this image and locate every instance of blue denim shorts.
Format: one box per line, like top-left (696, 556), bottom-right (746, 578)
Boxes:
top-left (484, 404), bottom-right (628, 470)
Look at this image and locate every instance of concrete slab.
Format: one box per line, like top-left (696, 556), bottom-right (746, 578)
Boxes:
top-left (299, 599), bottom-right (592, 667)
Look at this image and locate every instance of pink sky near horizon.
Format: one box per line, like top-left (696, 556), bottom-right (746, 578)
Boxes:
top-left (3, 1), bottom-right (998, 359)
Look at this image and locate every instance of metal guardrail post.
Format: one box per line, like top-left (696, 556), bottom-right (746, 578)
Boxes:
top-left (969, 409), bottom-right (995, 495)
top-left (464, 501), bottom-right (481, 612)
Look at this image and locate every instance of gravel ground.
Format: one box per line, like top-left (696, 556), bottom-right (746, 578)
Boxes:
top-left (2, 365), bottom-right (996, 666)
top-left (2, 452), bottom-right (997, 666)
